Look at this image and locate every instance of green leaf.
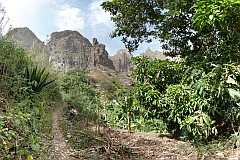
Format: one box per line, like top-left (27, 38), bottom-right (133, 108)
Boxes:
top-left (226, 76), bottom-right (238, 86)
top-left (27, 155), bottom-right (33, 160)
top-left (228, 88), bottom-right (240, 100)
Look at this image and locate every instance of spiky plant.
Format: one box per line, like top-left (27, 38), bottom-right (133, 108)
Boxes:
top-left (24, 66), bottom-right (55, 94)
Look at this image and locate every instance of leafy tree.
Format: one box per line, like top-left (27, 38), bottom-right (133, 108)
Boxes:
top-left (192, 0), bottom-right (240, 64)
top-left (132, 57), bottom-right (185, 118)
top-left (192, 0), bottom-right (240, 34)
top-left (102, 0), bottom-right (240, 140)
top-left (101, 0), bottom-right (240, 65)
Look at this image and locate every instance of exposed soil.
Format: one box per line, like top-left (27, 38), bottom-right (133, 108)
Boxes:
top-left (76, 121), bottom-right (198, 160)
top-left (47, 102), bottom-right (80, 160)
top-left (48, 102), bottom-right (240, 160)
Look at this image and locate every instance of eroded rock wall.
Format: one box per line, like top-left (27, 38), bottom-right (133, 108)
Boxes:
top-left (47, 30), bottom-right (92, 72)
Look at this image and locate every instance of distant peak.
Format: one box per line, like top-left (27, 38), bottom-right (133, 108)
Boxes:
top-left (8, 27), bottom-right (36, 36)
top-left (11, 27), bottom-right (31, 31)
top-left (50, 30), bottom-right (84, 40)
top-left (146, 47), bottom-right (152, 52)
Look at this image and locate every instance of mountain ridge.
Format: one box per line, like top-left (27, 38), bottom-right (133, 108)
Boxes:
top-left (4, 27), bottom-right (170, 89)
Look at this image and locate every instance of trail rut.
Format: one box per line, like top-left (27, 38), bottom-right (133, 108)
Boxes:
top-left (48, 102), bottom-right (80, 160)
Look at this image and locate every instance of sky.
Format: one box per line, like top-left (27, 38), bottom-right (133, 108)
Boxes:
top-left (1, 0), bottom-right (161, 56)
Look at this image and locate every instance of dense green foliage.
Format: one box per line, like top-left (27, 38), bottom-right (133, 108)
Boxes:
top-left (59, 72), bottom-right (100, 122)
top-left (102, 0), bottom-right (240, 65)
top-left (102, 0), bottom-right (240, 142)
top-left (0, 38), bottom-right (57, 159)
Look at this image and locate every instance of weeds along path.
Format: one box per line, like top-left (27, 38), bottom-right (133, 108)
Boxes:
top-left (48, 101), bottom-right (80, 160)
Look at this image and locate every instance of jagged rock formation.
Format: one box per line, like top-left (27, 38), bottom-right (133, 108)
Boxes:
top-left (110, 49), bottom-right (133, 73)
top-left (47, 31), bottom-right (115, 72)
top-left (141, 47), bottom-right (179, 61)
top-left (47, 30), bottom-right (92, 72)
top-left (5, 27), bottom-right (49, 67)
top-left (90, 38), bottom-right (115, 70)
top-left (5, 28), bottom-right (115, 72)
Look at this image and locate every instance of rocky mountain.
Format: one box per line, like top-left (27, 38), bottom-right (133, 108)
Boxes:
top-left (91, 38), bottom-right (115, 70)
top-left (6, 28), bottom-right (116, 72)
top-left (5, 27), bottom-right (175, 90)
top-left (110, 49), bottom-right (133, 73)
top-left (141, 47), bottom-right (179, 61)
top-left (5, 27), bottom-right (43, 49)
top-left (5, 27), bottom-right (49, 67)
top-left (46, 30), bottom-right (91, 72)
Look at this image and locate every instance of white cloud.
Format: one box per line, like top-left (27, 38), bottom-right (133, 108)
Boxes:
top-left (56, 5), bottom-right (86, 31)
top-left (1, 0), bottom-right (51, 28)
top-left (0, 0), bottom-right (127, 54)
top-left (88, 0), bottom-right (113, 28)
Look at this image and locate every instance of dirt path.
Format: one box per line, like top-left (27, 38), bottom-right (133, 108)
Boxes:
top-left (46, 102), bottom-right (240, 160)
top-left (48, 102), bottom-right (80, 160)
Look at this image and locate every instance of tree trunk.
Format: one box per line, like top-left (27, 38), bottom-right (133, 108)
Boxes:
top-left (127, 111), bottom-right (131, 133)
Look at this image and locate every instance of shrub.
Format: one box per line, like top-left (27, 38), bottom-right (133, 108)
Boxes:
top-left (59, 72), bottom-right (100, 122)
top-left (24, 65), bottom-right (55, 94)
top-left (0, 38), bottom-right (55, 159)
top-left (158, 63), bottom-right (240, 140)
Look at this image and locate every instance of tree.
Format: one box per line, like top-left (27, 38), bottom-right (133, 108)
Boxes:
top-left (102, 0), bottom-right (240, 139)
top-left (192, 0), bottom-right (240, 64)
top-left (0, 3), bottom-right (9, 37)
top-left (101, 0), bottom-right (240, 66)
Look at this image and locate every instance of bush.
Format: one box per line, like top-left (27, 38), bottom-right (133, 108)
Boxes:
top-left (0, 39), bottom-right (30, 99)
top-left (157, 63), bottom-right (240, 140)
top-left (0, 38), bottom-right (56, 159)
top-left (59, 72), bottom-right (100, 122)
top-left (129, 56), bottom-right (240, 140)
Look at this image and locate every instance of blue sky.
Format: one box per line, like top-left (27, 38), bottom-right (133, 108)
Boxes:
top-left (1, 0), bottom-right (161, 55)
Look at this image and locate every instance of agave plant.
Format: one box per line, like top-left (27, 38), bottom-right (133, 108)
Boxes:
top-left (24, 65), bottom-right (55, 94)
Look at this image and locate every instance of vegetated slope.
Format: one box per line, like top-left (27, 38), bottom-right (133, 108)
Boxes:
top-left (0, 38), bottom-right (57, 159)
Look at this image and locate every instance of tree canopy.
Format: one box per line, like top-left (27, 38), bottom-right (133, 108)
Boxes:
top-left (102, 0), bottom-right (240, 140)
top-left (101, 0), bottom-right (240, 65)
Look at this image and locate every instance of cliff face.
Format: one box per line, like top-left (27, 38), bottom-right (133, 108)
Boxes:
top-left (6, 28), bottom-right (115, 72)
top-left (5, 28), bottom-right (177, 74)
top-left (47, 30), bottom-right (92, 72)
top-left (47, 31), bottom-right (115, 72)
top-left (110, 49), bottom-right (133, 73)
top-left (90, 38), bottom-right (115, 70)
top-left (5, 27), bottom-right (43, 49)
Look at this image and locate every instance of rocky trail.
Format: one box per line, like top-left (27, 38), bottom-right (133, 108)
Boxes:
top-left (47, 102), bottom-right (80, 160)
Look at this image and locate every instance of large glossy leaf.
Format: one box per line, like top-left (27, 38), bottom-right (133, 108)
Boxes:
top-left (228, 88), bottom-right (240, 100)
top-left (226, 76), bottom-right (238, 86)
